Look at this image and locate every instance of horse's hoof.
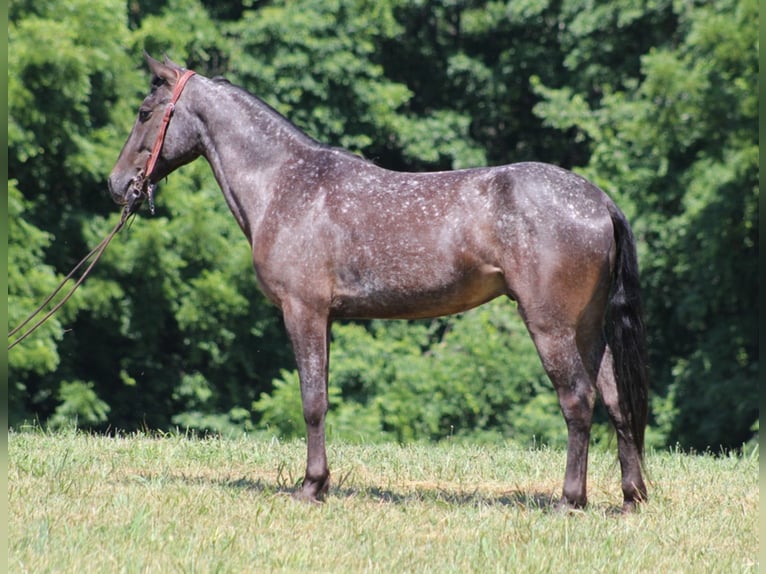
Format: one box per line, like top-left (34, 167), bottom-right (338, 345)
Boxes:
top-left (621, 499), bottom-right (644, 514)
top-left (292, 477), bottom-right (329, 503)
top-left (555, 497), bottom-right (586, 513)
top-left (291, 488), bottom-right (323, 504)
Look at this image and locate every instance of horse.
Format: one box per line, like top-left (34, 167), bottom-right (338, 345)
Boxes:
top-left (109, 54), bottom-right (649, 511)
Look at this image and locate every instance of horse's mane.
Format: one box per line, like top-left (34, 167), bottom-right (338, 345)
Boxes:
top-left (210, 75), bottom-right (372, 164)
top-left (210, 76), bottom-right (317, 145)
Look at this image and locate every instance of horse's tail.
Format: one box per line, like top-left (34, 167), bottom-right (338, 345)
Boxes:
top-left (606, 201), bottom-right (649, 459)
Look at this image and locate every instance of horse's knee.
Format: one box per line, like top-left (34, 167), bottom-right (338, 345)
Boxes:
top-left (301, 389), bottom-right (328, 426)
top-left (557, 383), bottom-right (595, 424)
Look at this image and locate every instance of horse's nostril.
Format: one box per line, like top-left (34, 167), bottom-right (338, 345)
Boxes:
top-left (125, 183), bottom-right (145, 212)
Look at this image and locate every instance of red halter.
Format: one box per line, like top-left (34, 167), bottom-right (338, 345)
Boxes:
top-left (144, 69), bottom-right (196, 180)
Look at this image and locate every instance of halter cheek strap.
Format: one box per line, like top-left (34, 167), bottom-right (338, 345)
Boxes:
top-left (144, 69), bottom-right (196, 181)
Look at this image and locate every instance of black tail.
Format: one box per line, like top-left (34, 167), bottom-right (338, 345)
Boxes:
top-left (606, 202), bottom-right (650, 458)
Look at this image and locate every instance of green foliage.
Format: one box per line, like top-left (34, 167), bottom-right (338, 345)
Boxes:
top-left (130, 0), bottom-right (231, 75)
top-left (9, 0), bottom-right (137, 210)
top-left (228, 0), bottom-right (410, 152)
top-left (8, 182), bottom-right (62, 375)
top-left (48, 380), bottom-right (111, 429)
top-left (7, 0), bottom-right (757, 452)
top-left (253, 370), bottom-right (309, 439)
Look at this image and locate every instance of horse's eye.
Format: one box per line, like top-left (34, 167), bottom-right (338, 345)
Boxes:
top-left (138, 109), bottom-right (151, 122)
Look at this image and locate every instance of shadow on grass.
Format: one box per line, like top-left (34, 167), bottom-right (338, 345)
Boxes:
top-left (335, 485), bottom-right (560, 511)
top-left (128, 471), bottom-right (607, 513)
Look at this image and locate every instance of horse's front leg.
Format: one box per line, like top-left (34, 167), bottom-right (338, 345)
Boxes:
top-left (282, 300), bottom-right (332, 502)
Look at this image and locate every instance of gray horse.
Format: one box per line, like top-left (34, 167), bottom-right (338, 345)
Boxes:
top-left (109, 54), bottom-right (649, 511)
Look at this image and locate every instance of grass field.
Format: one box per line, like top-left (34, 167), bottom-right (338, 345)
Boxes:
top-left (8, 429), bottom-right (758, 573)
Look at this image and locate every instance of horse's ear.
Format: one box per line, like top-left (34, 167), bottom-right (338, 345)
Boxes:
top-left (144, 51), bottom-right (178, 84)
top-left (162, 53), bottom-right (182, 69)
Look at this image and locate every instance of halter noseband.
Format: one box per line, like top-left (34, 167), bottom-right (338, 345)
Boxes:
top-left (132, 68), bottom-right (196, 214)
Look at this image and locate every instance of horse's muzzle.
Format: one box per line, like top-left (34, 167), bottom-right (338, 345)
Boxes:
top-left (108, 172), bottom-right (147, 214)
top-left (107, 173), bottom-right (130, 206)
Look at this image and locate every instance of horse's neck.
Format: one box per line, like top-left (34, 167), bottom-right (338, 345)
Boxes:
top-left (193, 81), bottom-right (315, 240)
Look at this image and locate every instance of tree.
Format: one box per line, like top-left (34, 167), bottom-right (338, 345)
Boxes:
top-left (8, 182), bottom-right (68, 423)
top-left (8, 0), bottom-right (138, 426)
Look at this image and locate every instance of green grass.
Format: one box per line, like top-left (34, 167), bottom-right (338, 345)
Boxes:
top-left (9, 429), bottom-right (758, 573)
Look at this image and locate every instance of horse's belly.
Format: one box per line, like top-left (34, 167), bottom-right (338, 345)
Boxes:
top-left (329, 264), bottom-right (507, 320)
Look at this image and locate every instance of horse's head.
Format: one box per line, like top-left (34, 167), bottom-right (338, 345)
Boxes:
top-left (108, 53), bottom-right (199, 211)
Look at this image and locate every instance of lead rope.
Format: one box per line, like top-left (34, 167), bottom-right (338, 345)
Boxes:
top-left (7, 206), bottom-right (133, 350)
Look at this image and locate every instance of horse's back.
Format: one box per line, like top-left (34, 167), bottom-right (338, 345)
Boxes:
top-left (257, 153), bottom-right (618, 322)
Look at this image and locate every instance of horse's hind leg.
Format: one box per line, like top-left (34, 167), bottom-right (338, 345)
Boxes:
top-left (281, 300), bottom-right (331, 502)
top-left (523, 317), bottom-right (596, 509)
top-left (594, 345), bottom-right (647, 511)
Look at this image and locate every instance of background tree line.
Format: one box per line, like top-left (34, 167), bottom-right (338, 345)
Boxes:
top-left (8, 0), bottom-right (758, 452)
